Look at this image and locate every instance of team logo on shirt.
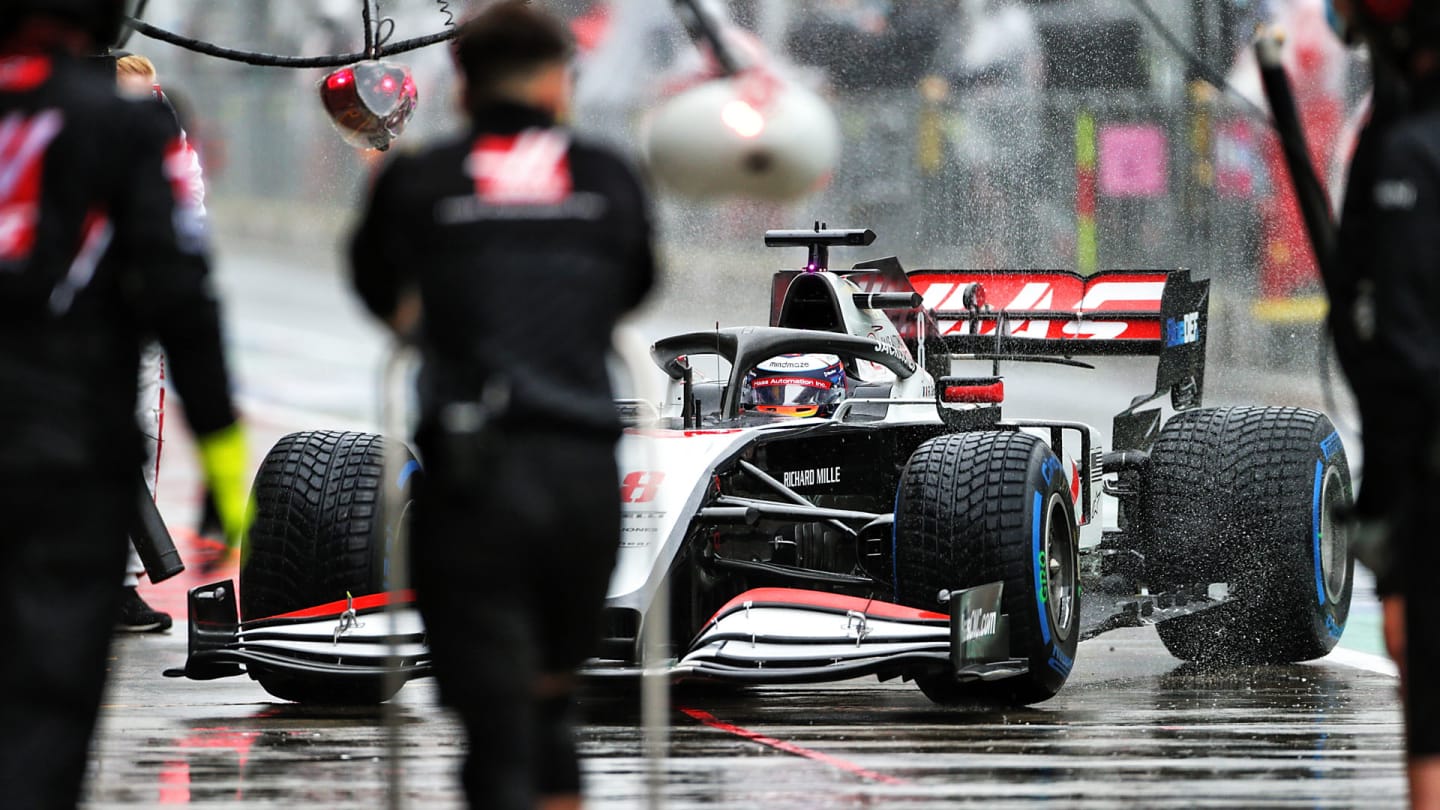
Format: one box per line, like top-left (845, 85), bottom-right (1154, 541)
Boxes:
top-left (464, 129), bottom-right (572, 205)
top-left (0, 109), bottom-right (63, 262)
top-left (0, 56), bottom-right (51, 92)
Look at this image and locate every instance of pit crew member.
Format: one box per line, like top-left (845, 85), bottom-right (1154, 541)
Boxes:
top-left (349, 4), bottom-right (655, 808)
top-left (0, 2), bottom-right (248, 806)
top-left (114, 51), bottom-right (209, 633)
top-left (1326, 1), bottom-right (1440, 805)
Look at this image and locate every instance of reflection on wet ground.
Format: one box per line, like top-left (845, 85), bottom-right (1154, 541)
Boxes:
top-left (88, 627), bottom-right (1404, 808)
top-left (580, 666), bottom-right (1402, 808)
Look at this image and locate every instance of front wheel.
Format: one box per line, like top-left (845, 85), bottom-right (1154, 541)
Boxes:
top-left (241, 430), bottom-right (417, 703)
top-left (894, 431), bottom-right (1079, 705)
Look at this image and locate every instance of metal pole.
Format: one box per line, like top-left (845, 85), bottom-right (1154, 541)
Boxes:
top-left (381, 342), bottom-right (419, 810)
top-left (614, 324), bottom-right (669, 810)
top-left (641, 561), bottom-right (671, 810)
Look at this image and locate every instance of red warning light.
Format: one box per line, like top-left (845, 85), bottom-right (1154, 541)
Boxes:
top-left (326, 69), bottom-right (353, 91)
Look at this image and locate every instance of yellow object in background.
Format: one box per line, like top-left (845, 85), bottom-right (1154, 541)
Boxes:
top-left (196, 423), bottom-right (253, 553)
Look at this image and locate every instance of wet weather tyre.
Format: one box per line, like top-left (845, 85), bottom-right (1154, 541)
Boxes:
top-left (241, 430), bottom-right (418, 703)
top-left (894, 431), bottom-right (1079, 706)
top-left (1144, 407), bottom-right (1353, 664)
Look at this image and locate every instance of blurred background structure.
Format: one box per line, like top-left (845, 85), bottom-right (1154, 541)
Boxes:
top-left (132, 0), bottom-right (1366, 367)
top-left (94, 8), bottom-right (1395, 804)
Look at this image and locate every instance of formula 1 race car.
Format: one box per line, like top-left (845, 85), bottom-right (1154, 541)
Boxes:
top-left (167, 227), bottom-right (1354, 706)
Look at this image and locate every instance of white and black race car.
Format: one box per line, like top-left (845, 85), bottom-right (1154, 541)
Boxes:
top-left (168, 227), bottom-right (1354, 706)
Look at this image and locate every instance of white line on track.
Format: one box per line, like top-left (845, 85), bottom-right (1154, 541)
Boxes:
top-left (1324, 646), bottom-right (1399, 677)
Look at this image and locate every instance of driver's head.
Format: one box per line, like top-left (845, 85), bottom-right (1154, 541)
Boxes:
top-left (454, 2), bottom-right (574, 121)
top-left (741, 353), bottom-right (847, 418)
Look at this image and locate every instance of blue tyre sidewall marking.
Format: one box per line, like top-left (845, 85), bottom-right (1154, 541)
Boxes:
top-left (1312, 458), bottom-right (1326, 607)
top-left (397, 458), bottom-right (421, 489)
top-left (1032, 490), bottom-right (1050, 646)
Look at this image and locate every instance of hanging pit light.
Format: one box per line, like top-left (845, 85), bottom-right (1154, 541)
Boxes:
top-left (646, 71), bottom-right (839, 202)
top-left (645, 0), bottom-right (840, 202)
top-left (119, 0), bottom-right (442, 152)
top-left (319, 60), bottom-right (418, 151)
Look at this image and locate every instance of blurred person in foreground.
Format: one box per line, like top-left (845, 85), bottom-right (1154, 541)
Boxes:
top-left (1325, 1), bottom-right (1440, 806)
top-left (112, 51), bottom-right (210, 633)
top-left (349, 3), bottom-right (654, 808)
top-left (0, 2), bottom-right (249, 807)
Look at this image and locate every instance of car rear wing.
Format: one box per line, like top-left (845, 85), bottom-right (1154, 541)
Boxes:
top-left (908, 268), bottom-right (1210, 413)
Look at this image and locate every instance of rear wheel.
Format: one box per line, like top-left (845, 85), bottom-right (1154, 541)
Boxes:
top-left (1144, 407), bottom-right (1353, 663)
top-left (241, 430), bottom-right (416, 703)
top-left (894, 431), bottom-right (1079, 705)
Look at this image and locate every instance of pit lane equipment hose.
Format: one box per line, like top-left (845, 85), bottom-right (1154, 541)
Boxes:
top-left (1253, 30), bottom-right (1356, 432)
top-left (114, 0), bottom-right (147, 48)
top-left (121, 3), bottom-right (459, 69)
top-left (1253, 30), bottom-right (1342, 287)
top-left (435, 0), bottom-right (455, 30)
top-left (673, 0), bottom-right (742, 76)
top-left (129, 467), bottom-right (186, 584)
top-left (1125, 0), bottom-right (1274, 126)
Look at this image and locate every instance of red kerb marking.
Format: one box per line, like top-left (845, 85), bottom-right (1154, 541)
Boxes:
top-left (269, 589), bottom-right (415, 620)
top-left (680, 707), bottom-right (906, 786)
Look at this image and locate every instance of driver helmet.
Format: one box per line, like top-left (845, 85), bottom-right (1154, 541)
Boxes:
top-left (740, 353), bottom-right (847, 418)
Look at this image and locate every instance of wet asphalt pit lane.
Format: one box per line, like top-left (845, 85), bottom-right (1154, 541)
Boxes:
top-left (91, 589), bottom-right (1402, 805)
top-left (573, 634), bottom-right (1405, 808)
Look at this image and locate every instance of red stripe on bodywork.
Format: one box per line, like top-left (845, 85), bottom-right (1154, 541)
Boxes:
top-left (706, 587), bottom-right (947, 626)
top-left (153, 357), bottom-right (165, 498)
top-left (270, 589), bottom-right (415, 620)
top-left (680, 707), bottom-right (907, 786)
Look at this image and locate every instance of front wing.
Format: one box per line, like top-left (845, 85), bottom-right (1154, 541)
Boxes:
top-left (165, 581), bottom-right (1228, 693)
top-left (660, 587), bottom-right (1028, 684)
top-left (163, 581), bottom-right (431, 685)
top-left (164, 582), bottom-right (1025, 689)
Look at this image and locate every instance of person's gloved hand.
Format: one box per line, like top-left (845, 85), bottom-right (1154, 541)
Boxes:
top-left (193, 423), bottom-right (252, 576)
top-left (1349, 512), bottom-right (1396, 592)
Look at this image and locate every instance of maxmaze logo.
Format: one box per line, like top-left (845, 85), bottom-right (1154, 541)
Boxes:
top-left (1164, 312), bottom-right (1200, 348)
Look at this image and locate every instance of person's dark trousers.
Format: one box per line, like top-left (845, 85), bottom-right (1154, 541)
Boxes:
top-left (0, 477), bottom-right (130, 810)
top-left (1405, 490), bottom-right (1440, 757)
top-left (412, 431), bottom-right (621, 810)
